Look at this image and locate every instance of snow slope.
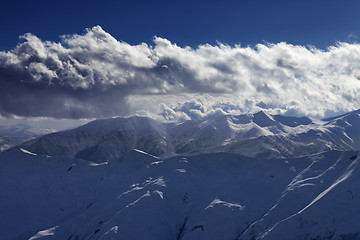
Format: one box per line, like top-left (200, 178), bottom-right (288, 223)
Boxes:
top-left (1, 148), bottom-right (359, 240)
top-left (20, 110), bottom-right (360, 161)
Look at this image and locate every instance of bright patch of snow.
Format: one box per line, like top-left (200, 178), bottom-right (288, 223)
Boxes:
top-left (29, 226), bottom-right (58, 240)
top-left (19, 148), bottom-right (37, 156)
top-left (206, 197), bottom-right (244, 210)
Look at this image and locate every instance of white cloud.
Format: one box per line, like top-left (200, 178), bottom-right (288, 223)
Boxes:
top-left (0, 26), bottom-right (360, 119)
top-left (157, 98), bottom-right (244, 121)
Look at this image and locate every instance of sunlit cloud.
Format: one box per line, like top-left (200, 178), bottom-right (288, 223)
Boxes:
top-left (0, 26), bottom-right (360, 119)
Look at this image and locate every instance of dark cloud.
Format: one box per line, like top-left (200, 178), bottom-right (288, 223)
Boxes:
top-left (0, 27), bottom-right (240, 118)
top-left (0, 55), bottom-right (130, 118)
top-left (1, 26), bottom-right (360, 119)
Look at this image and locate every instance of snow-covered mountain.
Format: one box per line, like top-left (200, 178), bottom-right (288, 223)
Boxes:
top-left (2, 109), bottom-right (360, 239)
top-left (20, 110), bottom-right (360, 161)
top-left (0, 124), bottom-right (55, 152)
top-left (20, 117), bottom-right (166, 162)
top-left (0, 148), bottom-right (359, 240)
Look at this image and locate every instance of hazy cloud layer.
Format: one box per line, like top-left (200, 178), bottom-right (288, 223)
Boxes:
top-left (0, 26), bottom-right (360, 119)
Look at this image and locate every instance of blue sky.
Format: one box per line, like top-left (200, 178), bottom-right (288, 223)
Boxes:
top-left (1, 0), bottom-right (359, 50)
top-left (1, 0), bottom-right (360, 129)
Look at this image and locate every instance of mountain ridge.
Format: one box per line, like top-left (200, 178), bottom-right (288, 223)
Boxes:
top-left (19, 110), bottom-right (360, 162)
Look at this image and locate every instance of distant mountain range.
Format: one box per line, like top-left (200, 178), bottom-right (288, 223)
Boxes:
top-left (20, 109), bottom-right (360, 162)
top-left (0, 124), bottom-right (55, 152)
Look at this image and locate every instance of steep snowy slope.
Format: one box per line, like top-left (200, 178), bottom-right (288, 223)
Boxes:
top-left (20, 110), bottom-right (360, 161)
top-left (1, 148), bottom-right (359, 240)
top-left (324, 109), bottom-right (360, 150)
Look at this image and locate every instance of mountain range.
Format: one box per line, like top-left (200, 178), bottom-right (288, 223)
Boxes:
top-left (20, 110), bottom-right (360, 162)
top-left (1, 110), bottom-right (360, 239)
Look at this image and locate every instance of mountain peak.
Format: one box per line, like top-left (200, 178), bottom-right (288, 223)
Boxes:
top-left (252, 110), bottom-right (276, 127)
top-left (323, 109), bottom-right (360, 121)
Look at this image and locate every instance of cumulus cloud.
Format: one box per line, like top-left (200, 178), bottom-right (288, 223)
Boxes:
top-left (0, 25), bottom-right (360, 119)
top-left (158, 98), bottom-right (245, 121)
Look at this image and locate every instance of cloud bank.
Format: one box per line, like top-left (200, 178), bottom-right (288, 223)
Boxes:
top-left (157, 98), bottom-right (244, 122)
top-left (0, 26), bottom-right (360, 119)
